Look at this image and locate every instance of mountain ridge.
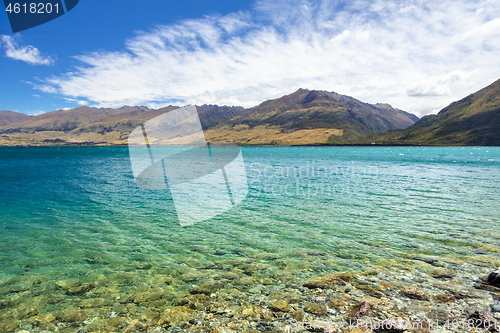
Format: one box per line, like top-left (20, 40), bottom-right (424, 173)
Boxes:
top-left (0, 89), bottom-right (419, 146)
top-left (204, 89), bottom-right (418, 145)
top-left (0, 111), bottom-right (31, 127)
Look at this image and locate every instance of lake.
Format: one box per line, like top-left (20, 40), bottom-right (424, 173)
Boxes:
top-left (0, 146), bottom-right (499, 332)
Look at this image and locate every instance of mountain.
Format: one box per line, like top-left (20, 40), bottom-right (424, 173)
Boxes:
top-left (197, 105), bottom-right (245, 129)
top-left (371, 79), bottom-right (500, 145)
top-left (0, 105), bottom-right (246, 146)
top-left (0, 90), bottom-right (418, 146)
top-left (204, 89), bottom-right (418, 145)
top-left (0, 111), bottom-right (31, 127)
top-left (1, 106), bottom-right (150, 133)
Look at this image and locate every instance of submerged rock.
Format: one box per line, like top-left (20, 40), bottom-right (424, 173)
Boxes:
top-left (2, 319), bottom-right (20, 332)
top-left (433, 294), bottom-right (455, 303)
top-left (291, 309), bottom-right (305, 322)
top-left (303, 302), bottom-right (327, 315)
top-left (346, 301), bottom-right (370, 321)
top-left (56, 307), bottom-right (87, 322)
top-left (33, 313), bottom-right (56, 327)
top-left (55, 279), bottom-right (93, 295)
top-left (303, 273), bottom-right (354, 289)
top-left (191, 281), bottom-right (223, 295)
top-left (157, 306), bottom-right (193, 326)
top-left (487, 268), bottom-right (500, 287)
top-left (238, 305), bottom-right (261, 318)
top-left (243, 262), bottom-right (268, 275)
top-left (430, 268), bottom-right (456, 279)
top-left (400, 285), bottom-right (430, 301)
top-left (270, 300), bottom-right (291, 313)
top-left (128, 290), bottom-right (165, 304)
top-left (221, 272), bottom-right (241, 280)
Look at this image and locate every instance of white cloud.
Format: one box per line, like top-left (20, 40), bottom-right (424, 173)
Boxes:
top-left (27, 110), bottom-right (47, 116)
top-left (64, 97), bottom-right (89, 106)
top-left (42, 0), bottom-right (500, 117)
top-left (1, 35), bottom-right (54, 65)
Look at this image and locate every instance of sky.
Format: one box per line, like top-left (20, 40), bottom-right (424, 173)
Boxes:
top-left (1, 0), bottom-right (500, 117)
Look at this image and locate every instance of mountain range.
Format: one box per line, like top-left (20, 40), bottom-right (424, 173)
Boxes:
top-left (0, 90), bottom-right (417, 146)
top-left (0, 79), bottom-right (498, 146)
top-left (0, 105), bottom-right (245, 146)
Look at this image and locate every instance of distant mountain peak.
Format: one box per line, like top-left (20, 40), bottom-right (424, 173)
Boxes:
top-left (204, 88), bottom-right (418, 145)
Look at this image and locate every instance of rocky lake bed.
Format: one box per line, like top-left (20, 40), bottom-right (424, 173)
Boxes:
top-left (1, 250), bottom-right (500, 333)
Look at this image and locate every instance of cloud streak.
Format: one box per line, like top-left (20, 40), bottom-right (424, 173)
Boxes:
top-left (1, 35), bottom-right (54, 65)
top-left (43, 0), bottom-right (500, 116)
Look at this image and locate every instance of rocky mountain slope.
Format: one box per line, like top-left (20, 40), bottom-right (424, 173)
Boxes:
top-left (204, 89), bottom-right (418, 145)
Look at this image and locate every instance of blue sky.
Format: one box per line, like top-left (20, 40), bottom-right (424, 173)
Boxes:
top-left (1, 0), bottom-right (500, 117)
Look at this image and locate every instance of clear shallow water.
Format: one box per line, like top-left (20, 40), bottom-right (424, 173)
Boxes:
top-left (0, 146), bottom-right (499, 328)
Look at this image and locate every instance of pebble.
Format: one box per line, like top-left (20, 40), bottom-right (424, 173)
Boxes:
top-left (487, 268), bottom-right (500, 287)
top-left (191, 281), bottom-right (223, 295)
top-left (346, 301), bottom-right (370, 321)
top-left (303, 273), bottom-right (353, 289)
top-left (270, 300), bottom-right (291, 313)
top-left (430, 268), bottom-right (456, 279)
top-left (303, 302), bottom-right (327, 315)
top-left (291, 310), bottom-right (305, 321)
top-left (400, 285), bottom-right (430, 301)
top-left (56, 307), bottom-right (87, 322)
top-left (157, 306), bottom-right (193, 326)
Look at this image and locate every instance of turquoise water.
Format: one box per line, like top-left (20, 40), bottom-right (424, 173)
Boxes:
top-left (0, 146), bottom-right (499, 329)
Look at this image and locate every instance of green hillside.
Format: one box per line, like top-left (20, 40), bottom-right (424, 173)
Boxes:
top-left (371, 79), bottom-right (500, 145)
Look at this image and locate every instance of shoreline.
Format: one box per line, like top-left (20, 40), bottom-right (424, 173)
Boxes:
top-left (1, 144), bottom-right (499, 147)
